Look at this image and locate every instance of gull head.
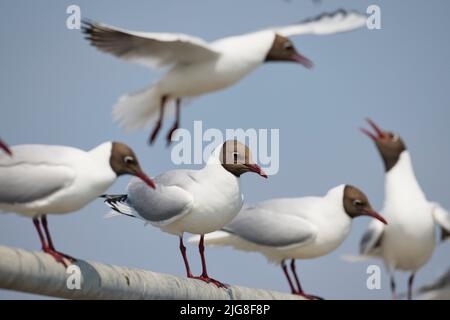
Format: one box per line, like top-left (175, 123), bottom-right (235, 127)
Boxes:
top-left (360, 118), bottom-right (407, 171)
top-left (343, 185), bottom-right (387, 225)
top-left (264, 34), bottom-right (313, 69)
top-left (109, 142), bottom-right (156, 189)
top-left (220, 140), bottom-right (268, 178)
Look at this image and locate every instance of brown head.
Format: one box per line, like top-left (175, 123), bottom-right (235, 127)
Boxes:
top-left (110, 142), bottom-right (156, 189)
top-left (264, 34), bottom-right (313, 69)
top-left (343, 185), bottom-right (387, 224)
top-left (219, 140), bottom-right (268, 178)
top-left (0, 138), bottom-right (12, 156)
top-left (360, 118), bottom-right (407, 172)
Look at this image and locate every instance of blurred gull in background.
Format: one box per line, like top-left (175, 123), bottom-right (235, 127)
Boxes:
top-left (356, 119), bottom-right (450, 300)
top-left (82, 9), bottom-right (366, 144)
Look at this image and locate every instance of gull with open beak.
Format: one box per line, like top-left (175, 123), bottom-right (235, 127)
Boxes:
top-left (82, 9), bottom-right (366, 145)
top-left (190, 184), bottom-right (387, 299)
top-left (357, 118), bottom-right (450, 300)
top-left (0, 142), bottom-right (155, 266)
top-left (102, 140), bottom-right (267, 287)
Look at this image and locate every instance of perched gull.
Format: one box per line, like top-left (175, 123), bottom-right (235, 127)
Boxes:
top-left (102, 140), bottom-right (267, 287)
top-left (189, 185), bottom-right (387, 298)
top-left (0, 142), bottom-right (155, 266)
top-left (0, 138), bottom-right (12, 156)
top-left (82, 9), bottom-right (367, 144)
top-left (357, 119), bottom-right (450, 300)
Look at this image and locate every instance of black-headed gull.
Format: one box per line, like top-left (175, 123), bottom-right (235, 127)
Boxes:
top-left (102, 140), bottom-right (267, 287)
top-left (358, 119), bottom-right (450, 300)
top-left (189, 184), bottom-right (387, 298)
top-left (82, 9), bottom-right (366, 144)
top-left (0, 142), bottom-right (155, 266)
top-left (0, 138), bottom-right (12, 156)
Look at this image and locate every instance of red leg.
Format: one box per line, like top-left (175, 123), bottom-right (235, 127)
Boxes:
top-left (179, 235), bottom-right (193, 278)
top-left (0, 138), bottom-right (12, 156)
top-left (407, 273), bottom-right (415, 300)
top-left (33, 217), bottom-right (69, 267)
top-left (390, 275), bottom-right (397, 300)
top-left (282, 260), bottom-right (296, 294)
top-left (166, 98), bottom-right (181, 146)
top-left (189, 235), bottom-right (228, 288)
top-left (33, 218), bottom-right (48, 250)
top-left (290, 259), bottom-right (323, 300)
top-left (41, 215), bottom-right (75, 262)
top-left (290, 259), bottom-right (303, 292)
top-left (149, 95), bottom-right (167, 145)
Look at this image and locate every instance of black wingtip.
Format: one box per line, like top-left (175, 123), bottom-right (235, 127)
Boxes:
top-left (299, 8), bottom-right (361, 24)
top-left (100, 194), bottom-right (128, 202)
top-left (80, 18), bottom-right (97, 34)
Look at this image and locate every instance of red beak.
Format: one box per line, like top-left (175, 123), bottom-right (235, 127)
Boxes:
top-left (245, 164), bottom-right (268, 178)
top-left (291, 53), bottom-right (314, 69)
top-left (360, 118), bottom-right (385, 141)
top-left (362, 208), bottom-right (388, 225)
top-left (0, 138), bottom-right (12, 156)
top-left (135, 171), bottom-right (156, 189)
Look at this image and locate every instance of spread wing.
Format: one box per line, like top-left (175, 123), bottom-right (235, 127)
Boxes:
top-left (274, 9), bottom-right (367, 37)
top-left (82, 21), bottom-right (220, 68)
top-left (224, 205), bottom-right (317, 248)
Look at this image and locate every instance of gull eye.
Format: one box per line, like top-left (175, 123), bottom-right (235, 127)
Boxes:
top-left (283, 41), bottom-right (293, 50)
top-left (124, 156), bottom-right (134, 164)
top-left (352, 199), bottom-right (363, 206)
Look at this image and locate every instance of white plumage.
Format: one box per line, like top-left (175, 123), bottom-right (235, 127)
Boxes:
top-left (355, 119), bottom-right (450, 300)
top-left (189, 184), bottom-right (386, 298)
top-left (0, 143), bottom-right (116, 217)
top-left (102, 140), bottom-right (267, 287)
top-left (0, 141), bottom-right (155, 266)
top-left (191, 185), bottom-right (352, 263)
top-left (360, 152), bottom-right (450, 274)
top-left (83, 10), bottom-right (367, 143)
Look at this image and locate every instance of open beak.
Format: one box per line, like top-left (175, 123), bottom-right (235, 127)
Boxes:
top-left (0, 138), bottom-right (12, 156)
top-left (360, 118), bottom-right (385, 141)
top-left (291, 53), bottom-right (314, 69)
top-left (362, 208), bottom-right (388, 225)
top-left (245, 164), bottom-right (268, 178)
top-left (135, 170), bottom-right (156, 189)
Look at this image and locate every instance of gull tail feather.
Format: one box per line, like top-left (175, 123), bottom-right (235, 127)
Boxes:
top-left (189, 231), bottom-right (287, 264)
top-left (340, 254), bottom-right (374, 262)
top-left (100, 194), bottom-right (138, 219)
top-left (188, 231), bottom-right (232, 246)
top-left (113, 84), bottom-right (164, 131)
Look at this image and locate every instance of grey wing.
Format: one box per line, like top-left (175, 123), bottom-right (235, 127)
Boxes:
top-left (126, 173), bottom-right (194, 226)
top-left (224, 206), bottom-right (317, 248)
top-left (0, 163), bottom-right (75, 204)
top-left (360, 219), bottom-right (385, 255)
top-left (82, 21), bottom-right (219, 68)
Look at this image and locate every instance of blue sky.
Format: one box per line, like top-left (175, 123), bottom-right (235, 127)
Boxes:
top-left (0, 0), bottom-right (449, 299)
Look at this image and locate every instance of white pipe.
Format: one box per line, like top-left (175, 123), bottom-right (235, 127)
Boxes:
top-left (0, 246), bottom-right (303, 300)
